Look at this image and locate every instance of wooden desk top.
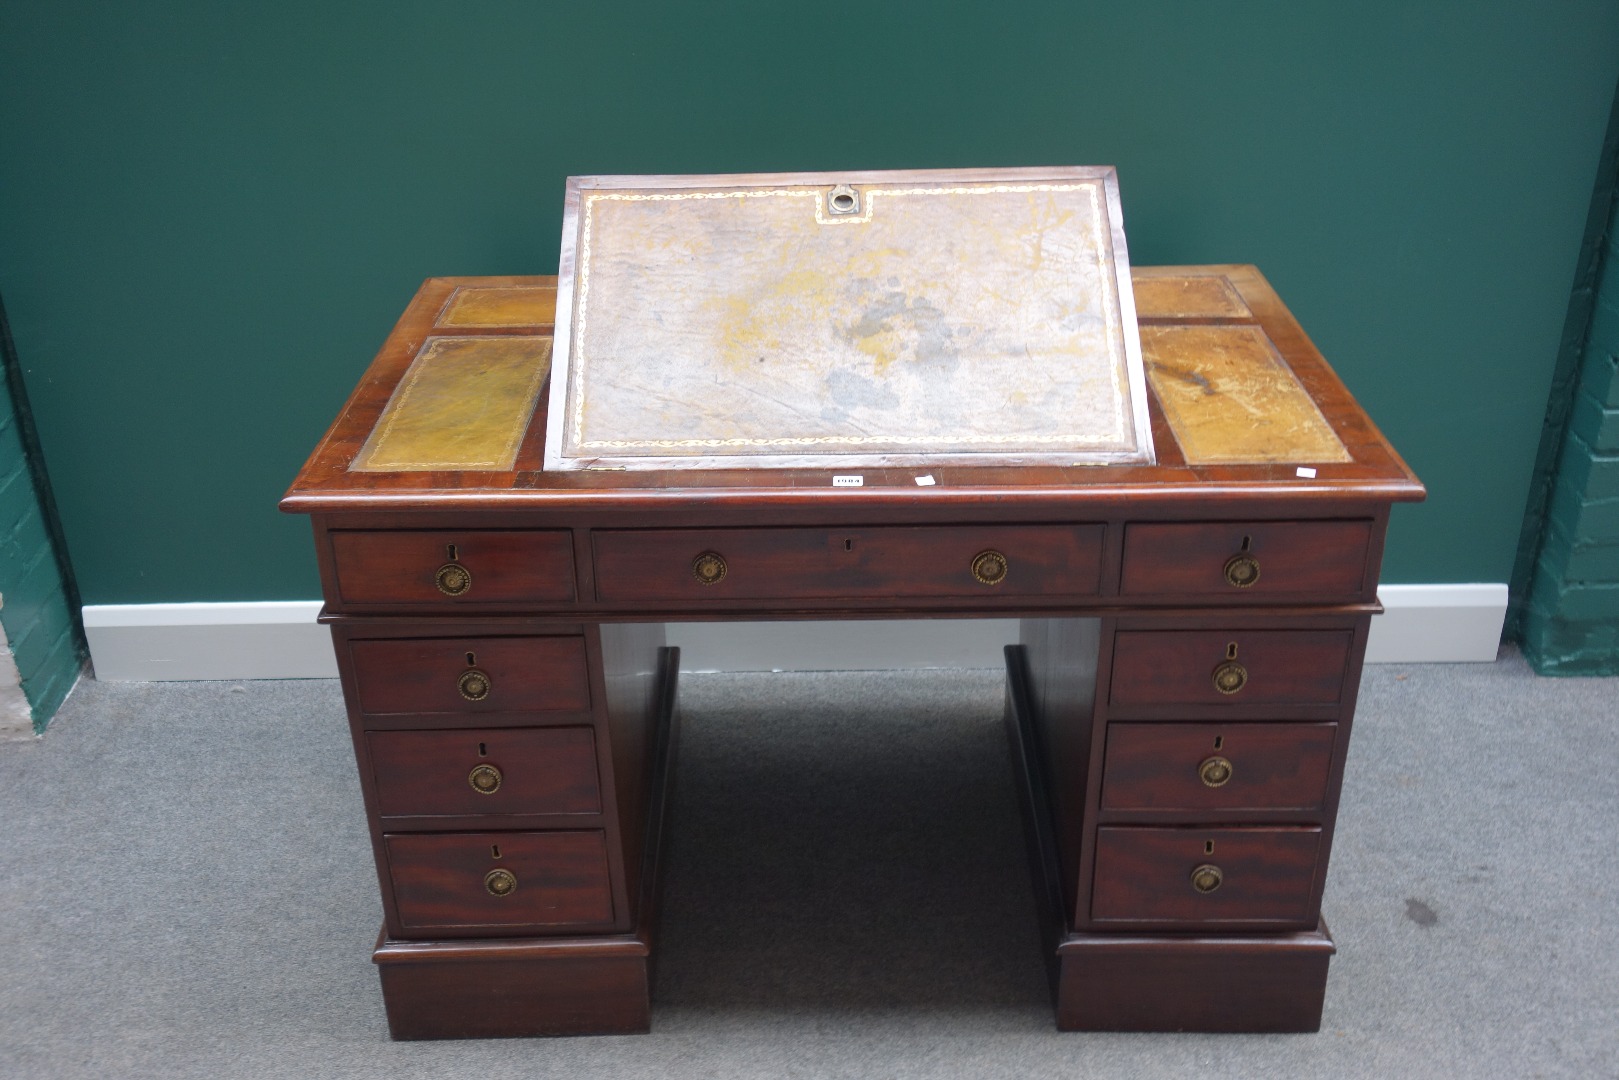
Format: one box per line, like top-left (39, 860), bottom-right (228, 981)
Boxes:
top-left (281, 265), bottom-right (1423, 516)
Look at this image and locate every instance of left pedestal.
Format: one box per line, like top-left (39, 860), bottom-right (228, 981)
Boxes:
top-left (327, 609), bottom-right (679, 1041)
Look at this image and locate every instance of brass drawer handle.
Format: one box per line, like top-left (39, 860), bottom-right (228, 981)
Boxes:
top-left (1191, 864), bottom-right (1223, 894)
top-left (1223, 554), bottom-right (1260, 588)
top-left (435, 562), bottom-right (472, 596)
top-left (468, 763), bottom-right (502, 794)
top-left (692, 551), bottom-right (728, 585)
top-left (971, 549), bottom-right (1008, 585)
top-left (1212, 661), bottom-right (1247, 695)
top-left (458, 668), bottom-right (492, 701)
top-left (484, 868), bottom-right (517, 897)
top-left (1198, 755), bottom-right (1233, 788)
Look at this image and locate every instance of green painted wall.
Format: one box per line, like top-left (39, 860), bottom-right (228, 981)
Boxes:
top-left (1, 4), bottom-right (1617, 604)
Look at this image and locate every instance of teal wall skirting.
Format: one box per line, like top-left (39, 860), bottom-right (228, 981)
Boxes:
top-left (2, 5), bottom-right (1619, 606)
top-left (0, 296), bottom-right (86, 729)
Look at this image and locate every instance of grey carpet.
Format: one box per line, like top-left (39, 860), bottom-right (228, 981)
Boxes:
top-left (1, 648), bottom-right (1615, 1079)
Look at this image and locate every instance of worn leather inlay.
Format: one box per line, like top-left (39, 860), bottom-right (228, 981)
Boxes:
top-left (351, 336), bottom-right (552, 472)
top-left (1141, 324), bottom-right (1351, 464)
top-left (437, 285), bottom-right (558, 327)
top-left (1134, 275), bottom-right (1253, 320)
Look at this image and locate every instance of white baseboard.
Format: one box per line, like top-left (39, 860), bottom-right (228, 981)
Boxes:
top-left (81, 584), bottom-right (1508, 682)
top-left (83, 602), bottom-right (338, 682)
top-left (1362, 583), bottom-right (1508, 664)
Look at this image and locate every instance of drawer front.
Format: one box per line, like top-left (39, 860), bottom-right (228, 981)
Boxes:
top-left (386, 830), bottom-right (614, 933)
top-left (350, 636), bottom-right (591, 716)
top-left (1091, 826), bottom-right (1322, 924)
top-left (593, 525), bottom-right (1105, 602)
top-left (1109, 630), bottom-right (1352, 707)
top-left (367, 727), bottom-right (602, 818)
top-left (1120, 520), bottom-right (1374, 598)
top-left (1101, 723), bottom-right (1337, 812)
top-left (330, 530), bottom-right (575, 606)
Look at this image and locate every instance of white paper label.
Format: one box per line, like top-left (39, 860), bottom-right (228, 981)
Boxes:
top-left (1296, 466), bottom-right (1318, 478)
top-left (915, 475), bottom-right (936, 486)
top-left (832, 475), bottom-right (864, 487)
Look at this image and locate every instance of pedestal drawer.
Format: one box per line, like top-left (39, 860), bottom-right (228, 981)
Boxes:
top-left (330, 529), bottom-right (575, 607)
top-left (1091, 827), bottom-right (1322, 925)
top-left (385, 830), bottom-right (614, 934)
top-left (1109, 630), bottom-right (1352, 707)
top-left (592, 525), bottom-right (1105, 602)
top-left (1101, 723), bottom-right (1337, 812)
top-left (1119, 520), bottom-right (1374, 599)
top-left (367, 727), bottom-right (602, 819)
top-left (350, 636), bottom-right (591, 717)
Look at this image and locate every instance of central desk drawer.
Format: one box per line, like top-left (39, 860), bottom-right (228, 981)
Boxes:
top-left (385, 830), bottom-right (614, 934)
top-left (367, 727), bottom-right (602, 819)
top-left (349, 636), bottom-right (591, 716)
top-left (592, 525), bottom-right (1105, 602)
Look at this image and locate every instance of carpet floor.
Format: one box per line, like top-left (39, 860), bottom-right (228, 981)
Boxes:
top-left (1, 647), bottom-right (1614, 1079)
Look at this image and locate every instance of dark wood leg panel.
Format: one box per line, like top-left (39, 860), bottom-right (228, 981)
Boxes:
top-left (1055, 926), bottom-right (1334, 1032)
top-left (374, 649), bottom-right (681, 1040)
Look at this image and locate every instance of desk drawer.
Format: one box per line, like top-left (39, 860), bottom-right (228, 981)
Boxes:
top-left (1091, 826), bottom-right (1321, 925)
top-left (367, 727), bottom-right (602, 819)
top-left (592, 525), bottom-right (1104, 602)
top-left (330, 530), bottom-right (575, 607)
top-left (350, 636), bottom-right (591, 716)
top-left (385, 830), bottom-right (614, 934)
top-left (1100, 723), bottom-right (1337, 812)
top-left (1109, 630), bottom-right (1352, 707)
top-left (1120, 520), bottom-right (1374, 599)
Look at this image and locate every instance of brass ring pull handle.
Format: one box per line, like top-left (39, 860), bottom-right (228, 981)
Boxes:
top-left (1223, 554), bottom-right (1260, 588)
top-left (484, 868), bottom-right (517, 897)
top-left (457, 668), bottom-right (492, 702)
top-left (971, 549), bottom-right (1009, 585)
top-left (1198, 756), bottom-right (1233, 788)
top-left (435, 562), bottom-right (472, 596)
top-left (692, 551), bottom-right (728, 585)
top-left (468, 763), bottom-right (503, 794)
top-left (1212, 661), bottom-right (1248, 695)
top-left (1190, 864), bottom-right (1223, 894)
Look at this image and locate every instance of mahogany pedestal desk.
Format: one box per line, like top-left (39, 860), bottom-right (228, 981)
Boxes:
top-left (282, 265), bottom-right (1424, 1039)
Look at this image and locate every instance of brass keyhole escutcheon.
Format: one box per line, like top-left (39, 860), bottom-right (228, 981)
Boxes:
top-left (1198, 756), bottom-right (1233, 788)
top-left (1223, 554), bottom-right (1260, 588)
top-left (1212, 661), bottom-right (1248, 695)
top-left (435, 562), bottom-right (472, 596)
top-left (692, 551), bottom-right (728, 585)
top-left (468, 763), bottom-right (503, 794)
top-left (1191, 864), bottom-right (1223, 894)
top-left (458, 668), bottom-right (492, 702)
top-left (971, 549), bottom-right (1008, 585)
top-left (484, 868), bottom-right (517, 897)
